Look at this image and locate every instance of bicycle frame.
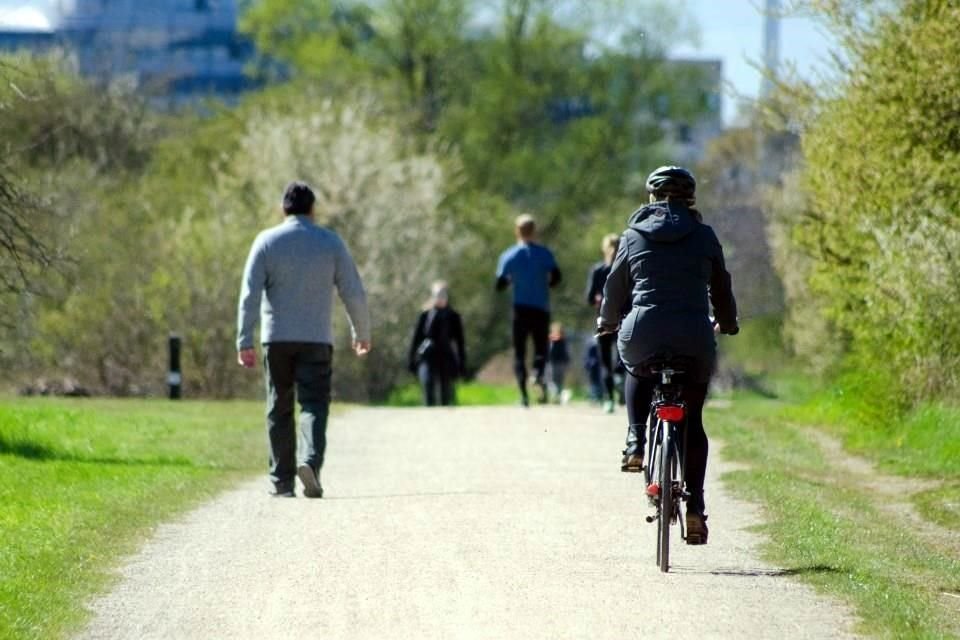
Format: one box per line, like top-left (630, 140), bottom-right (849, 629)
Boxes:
top-left (642, 366), bottom-right (689, 572)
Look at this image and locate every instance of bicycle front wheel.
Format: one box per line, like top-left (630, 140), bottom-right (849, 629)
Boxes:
top-left (658, 420), bottom-right (673, 573)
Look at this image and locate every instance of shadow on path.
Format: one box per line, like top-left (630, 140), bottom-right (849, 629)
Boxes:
top-left (670, 564), bottom-right (843, 578)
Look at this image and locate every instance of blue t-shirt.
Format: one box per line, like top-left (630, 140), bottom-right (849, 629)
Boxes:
top-left (496, 242), bottom-right (558, 311)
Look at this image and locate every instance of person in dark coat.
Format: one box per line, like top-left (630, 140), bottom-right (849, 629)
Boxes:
top-left (408, 281), bottom-right (466, 407)
top-left (585, 233), bottom-right (623, 413)
top-left (598, 166), bottom-right (738, 545)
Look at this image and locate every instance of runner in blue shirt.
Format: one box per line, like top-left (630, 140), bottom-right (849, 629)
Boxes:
top-left (496, 214), bottom-right (562, 406)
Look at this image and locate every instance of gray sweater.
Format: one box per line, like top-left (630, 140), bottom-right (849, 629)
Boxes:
top-left (236, 216), bottom-right (371, 349)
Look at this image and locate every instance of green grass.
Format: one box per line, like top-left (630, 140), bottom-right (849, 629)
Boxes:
top-left (786, 385), bottom-right (960, 480)
top-left (708, 393), bottom-right (960, 639)
top-left (914, 483), bottom-right (960, 530)
top-left (0, 397), bottom-right (265, 640)
top-left (384, 381), bottom-right (522, 407)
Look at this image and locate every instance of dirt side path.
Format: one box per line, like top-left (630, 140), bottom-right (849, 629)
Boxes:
top-left (77, 406), bottom-right (859, 639)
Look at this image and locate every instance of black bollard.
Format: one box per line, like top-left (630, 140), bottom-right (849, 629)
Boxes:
top-left (168, 334), bottom-right (182, 400)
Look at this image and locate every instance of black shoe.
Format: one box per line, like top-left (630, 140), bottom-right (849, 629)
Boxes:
top-left (270, 483), bottom-right (295, 498)
top-left (297, 464), bottom-right (324, 499)
top-left (621, 453), bottom-right (644, 473)
top-left (519, 393), bottom-right (530, 408)
top-left (686, 512), bottom-right (708, 545)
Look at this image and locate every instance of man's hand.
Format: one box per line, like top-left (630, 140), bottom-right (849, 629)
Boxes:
top-left (353, 340), bottom-right (372, 356)
top-left (237, 348), bottom-right (257, 369)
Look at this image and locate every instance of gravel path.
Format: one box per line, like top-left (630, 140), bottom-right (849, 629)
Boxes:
top-left (77, 405), bottom-right (859, 639)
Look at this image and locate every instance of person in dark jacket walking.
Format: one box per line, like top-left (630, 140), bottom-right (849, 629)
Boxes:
top-left (585, 233), bottom-right (622, 413)
top-left (237, 181), bottom-right (371, 499)
top-left (408, 281), bottom-right (466, 407)
top-left (496, 214), bottom-right (562, 407)
top-left (598, 166), bottom-right (738, 545)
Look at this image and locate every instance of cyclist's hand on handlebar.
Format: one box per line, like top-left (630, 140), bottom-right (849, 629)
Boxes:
top-left (712, 318), bottom-right (739, 336)
top-left (595, 317), bottom-right (618, 338)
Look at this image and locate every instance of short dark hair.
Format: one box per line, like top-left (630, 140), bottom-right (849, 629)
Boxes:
top-left (282, 181), bottom-right (316, 215)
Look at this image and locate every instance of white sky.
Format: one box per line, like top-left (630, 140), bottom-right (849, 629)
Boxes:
top-left (0, 0), bottom-right (835, 123)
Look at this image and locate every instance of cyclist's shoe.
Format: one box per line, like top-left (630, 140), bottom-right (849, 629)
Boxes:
top-left (519, 393), bottom-right (530, 408)
top-left (297, 464), bottom-right (324, 499)
top-left (685, 512), bottom-right (708, 545)
top-left (603, 400), bottom-right (615, 414)
top-left (270, 483), bottom-right (295, 498)
top-left (620, 452), bottom-right (644, 473)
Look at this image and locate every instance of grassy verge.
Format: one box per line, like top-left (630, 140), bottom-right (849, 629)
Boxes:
top-left (0, 397), bottom-right (265, 640)
top-left (708, 393), bottom-right (960, 639)
top-left (786, 385), bottom-right (960, 480)
top-left (385, 381), bottom-right (523, 406)
top-left (913, 484), bottom-right (960, 530)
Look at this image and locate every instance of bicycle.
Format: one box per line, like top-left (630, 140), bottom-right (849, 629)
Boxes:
top-left (641, 360), bottom-right (693, 573)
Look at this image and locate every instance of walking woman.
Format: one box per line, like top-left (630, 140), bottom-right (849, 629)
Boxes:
top-left (408, 281), bottom-right (467, 406)
top-left (585, 233), bottom-right (622, 413)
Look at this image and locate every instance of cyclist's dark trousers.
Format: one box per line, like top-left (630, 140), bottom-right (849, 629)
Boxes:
top-left (418, 362), bottom-right (454, 407)
top-left (597, 332), bottom-right (617, 403)
top-left (625, 373), bottom-right (709, 514)
top-left (512, 305), bottom-right (550, 394)
top-left (264, 342), bottom-right (332, 487)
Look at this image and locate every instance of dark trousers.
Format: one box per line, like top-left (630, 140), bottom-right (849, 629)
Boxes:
top-left (263, 342), bottom-right (333, 488)
top-left (512, 305), bottom-right (550, 395)
top-left (418, 362), bottom-right (455, 406)
top-left (597, 332), bottom-right (617, 403)
top-left (624, 373), bottom-right (709, 514)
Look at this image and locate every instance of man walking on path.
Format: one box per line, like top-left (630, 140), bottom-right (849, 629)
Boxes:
top-left (237, 181), bottom-right (371, 498)
top-left (495, 214), bottom-right (562, 406)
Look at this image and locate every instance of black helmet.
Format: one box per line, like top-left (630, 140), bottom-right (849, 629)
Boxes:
top-left (645, 166), bottom-right (696, 199)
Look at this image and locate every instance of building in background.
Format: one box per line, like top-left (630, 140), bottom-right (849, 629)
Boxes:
top-left (0, 0), bottom-right (253, 103)
top-left (0, 28), bottom-right (54, 51)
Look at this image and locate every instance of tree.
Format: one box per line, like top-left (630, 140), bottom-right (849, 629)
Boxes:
top-left (783, 1), bottom-right (960, 399)
top-left (0, 169), bottom-right (54, 300)
top-left (240, 0), bottom-right (711, 372)
top-left (0, 54), bottom-right (162, 391)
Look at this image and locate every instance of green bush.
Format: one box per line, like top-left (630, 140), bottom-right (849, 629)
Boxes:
top-left (788, 2), bottom-right (960, 401)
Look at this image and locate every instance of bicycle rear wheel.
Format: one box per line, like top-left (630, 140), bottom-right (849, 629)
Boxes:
top-left (658, 421), bottom-right (673, 573)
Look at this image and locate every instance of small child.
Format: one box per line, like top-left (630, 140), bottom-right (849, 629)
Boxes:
top-left (547, 322), bottom-right (571, 404)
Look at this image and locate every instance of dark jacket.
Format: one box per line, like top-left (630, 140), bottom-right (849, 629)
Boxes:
top-left (585, 261), bottom-right (610, 307)
top-left (408, 306), bottom-right (466, 377)
top-left (548, 337), bottom-right (570, 365)
top-left (598, 200), bottom-right (738, 382)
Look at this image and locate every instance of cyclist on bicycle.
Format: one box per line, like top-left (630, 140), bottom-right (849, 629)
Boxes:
top-left (597, 166), bottom-right (738, 544)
